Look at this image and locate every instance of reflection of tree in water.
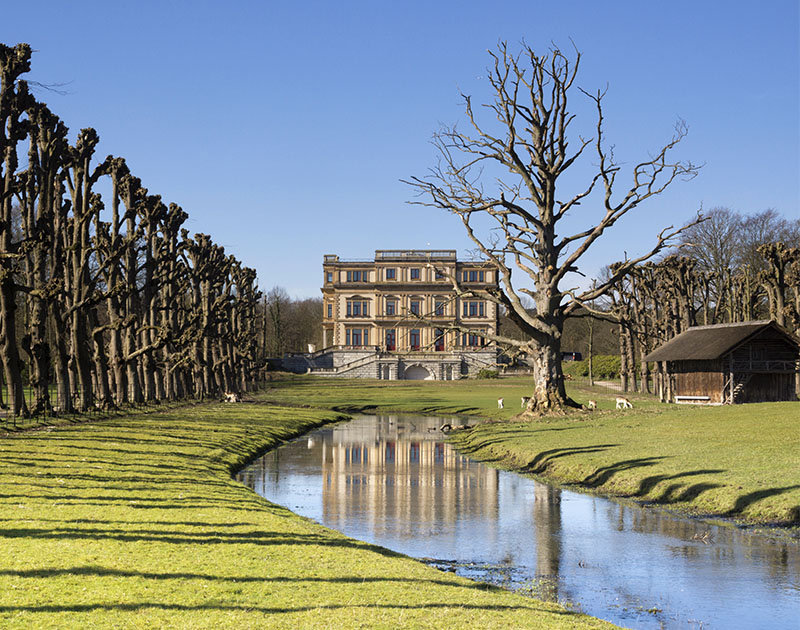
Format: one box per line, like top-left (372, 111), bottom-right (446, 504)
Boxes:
top-left (532, 483), bottom-right (562, 602)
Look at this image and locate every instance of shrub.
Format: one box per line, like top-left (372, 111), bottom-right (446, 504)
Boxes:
top-left (562, 354), bottom-right (620, 379)
top-left (476, 368), bottom-right (499, 379)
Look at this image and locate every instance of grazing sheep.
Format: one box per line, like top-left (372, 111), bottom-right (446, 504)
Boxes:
top-left (223, 392), bottom-right (241, 403)
top-left (615, 396), bottom-right (633, 409)
top-left (497, 398), bottom-right (504, 409)
top-left (521, 396), bottom-right (531, 408)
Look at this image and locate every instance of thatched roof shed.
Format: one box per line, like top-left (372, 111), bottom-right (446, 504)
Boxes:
top-left (644, 320), bottom-right (800, 404)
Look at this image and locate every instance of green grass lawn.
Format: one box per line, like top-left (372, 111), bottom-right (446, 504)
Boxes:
top-left (0, 400), bottom-right (616, 630)
top-left (263, 375), bottom-right (800, 525)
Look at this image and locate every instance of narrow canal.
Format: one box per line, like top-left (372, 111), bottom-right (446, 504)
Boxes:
top-left (236, 414), bottom-right (799, 629)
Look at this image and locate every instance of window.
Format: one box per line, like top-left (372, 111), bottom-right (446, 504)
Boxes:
top-left (385, 329), bottom-right (396, 351)
top-left (409, 328), bottom-right (420, 351)
top-left (410, 268), bottom-right (420, 280)
top-left (326, 271), bottom-right (333, 283)
top-left (326, 303), bottom-right (332, 318)
top-left (434, 268), bottom-right (445, 280)
top-left (462, 331), bottom-right (485, 347)
top-left (385, 268), bottom-right (396, 280)
top-left (462, 301), bottom-right (485, 317)
top-left (346, 300), bottom-right (369, 317)
top-left (346, 270), bottom-right (366, 282)
top-left (385, 299), bottom-right (397, 316)
top-left (434, 328), bottom-right (445, 351)
top-left (410, 300), bottom-right (420, 316)
top-left (462, 269), bottom-right (485, 282)
top-left (434, 300), bottom-right (445, 316)
top-left (345, 328), bottom-right (370, 347)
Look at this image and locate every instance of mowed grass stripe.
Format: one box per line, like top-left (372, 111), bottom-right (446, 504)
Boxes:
top-left (0, 401), bottom-right (616, 630)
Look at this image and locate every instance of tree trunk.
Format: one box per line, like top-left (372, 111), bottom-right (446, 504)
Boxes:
top-left (88, 308), bottom-right (114, 409)
top-left (587, 317), bottom-right (594, 387)
top-left (70, 310), bottom-right (94, 411)
top-left (0, 281), bottom-right (27, 416)
top-left (520, 326), bottom-right (578, 414)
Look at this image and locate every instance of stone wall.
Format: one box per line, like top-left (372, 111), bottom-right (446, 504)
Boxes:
top-left (291, 348), bottom-right (499, 380)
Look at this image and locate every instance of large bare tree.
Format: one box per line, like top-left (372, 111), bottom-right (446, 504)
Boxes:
top-left (406, 42), bottom-right (699, 412)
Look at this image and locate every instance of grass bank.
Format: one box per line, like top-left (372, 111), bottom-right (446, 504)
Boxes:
top-left (263, 375), bottom-right (800, 526)
top-left (0, 400), bottom-right (616, 629)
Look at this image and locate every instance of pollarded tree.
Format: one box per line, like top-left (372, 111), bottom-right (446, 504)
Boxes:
top-left (0, 43), bottom-right (33, 416)
top-left (16, 101), bottom-right (69, 414)
top-left (406, 42), bottom-right (699, 412)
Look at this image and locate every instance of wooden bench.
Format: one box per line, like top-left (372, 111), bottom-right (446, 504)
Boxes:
top-left (674, 395), bottom-right (711, 404)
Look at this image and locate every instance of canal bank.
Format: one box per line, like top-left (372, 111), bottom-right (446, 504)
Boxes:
top-left (239, 413), bottom-right (800, 630)
top-left (260, 375), bottom-right (800, 528)
top-left (0, 401), bottom-right (616, 630)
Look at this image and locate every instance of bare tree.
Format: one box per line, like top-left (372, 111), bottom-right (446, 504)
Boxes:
top-left (406, 42), bottom-right (699, 411)
top-left (0, 44), bottom-right (33, 416)
top-left (264, 286), bottom-right (291, 357)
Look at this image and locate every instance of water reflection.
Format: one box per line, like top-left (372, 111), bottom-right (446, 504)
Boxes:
top-left (238, 414), bottom-right (800, 630)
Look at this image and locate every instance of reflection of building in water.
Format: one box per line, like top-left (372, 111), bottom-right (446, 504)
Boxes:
top-left (321, 416), bottom-right (499, 538)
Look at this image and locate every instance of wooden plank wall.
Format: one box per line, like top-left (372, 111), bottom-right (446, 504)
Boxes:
top-left (672, 360), bottom-right (725, 403)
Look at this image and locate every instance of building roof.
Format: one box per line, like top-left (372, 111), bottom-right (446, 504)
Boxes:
top-left (643, 320), bottom-right (800, 362)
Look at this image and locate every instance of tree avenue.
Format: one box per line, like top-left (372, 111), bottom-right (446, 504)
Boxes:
top-left (406, 42), bottom-right (700, 413)
top-left (0, 43), bottom-right (261, 416)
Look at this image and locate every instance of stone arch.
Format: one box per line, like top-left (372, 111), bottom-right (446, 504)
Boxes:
top-left (404, 364), bottom-right (434, 381)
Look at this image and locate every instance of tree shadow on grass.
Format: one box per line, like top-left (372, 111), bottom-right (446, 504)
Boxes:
top-left (582, 456), bottom-right (667, 487)
top-left (521, 444), bottom-right (620, 475)
top-left (0, 600), bottom-right (575, 615)
top-left (634, 469), bottom-right (726, 497)
top-left (454, 425), bottom-right (591, 458)
top-left (651, 481), bottom-right (724, 504)
top-left (0, 565), bottom-right (485, 589)
top-left (724, 485), bottom-right (800, 519)
top-left (0, 525), bottom-right (412, 557)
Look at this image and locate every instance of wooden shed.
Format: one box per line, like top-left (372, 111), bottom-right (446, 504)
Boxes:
top-left (644, 320), bottom-right (800, 404)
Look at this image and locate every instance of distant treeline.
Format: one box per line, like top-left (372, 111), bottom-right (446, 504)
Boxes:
top-left (0, 43), bottom-right (261, 416)
top-left (259, 288), bottom-right (322, 357)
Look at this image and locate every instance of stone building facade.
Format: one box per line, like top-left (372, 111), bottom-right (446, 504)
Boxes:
top-left (297, 250), bottom-right (499, 380)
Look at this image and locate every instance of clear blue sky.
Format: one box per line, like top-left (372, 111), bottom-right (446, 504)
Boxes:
top-left (3, 1), bottom-right (798, 297)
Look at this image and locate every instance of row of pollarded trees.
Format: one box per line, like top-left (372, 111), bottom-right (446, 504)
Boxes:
top-left (605, 209), bottom-right (800, 392)
top-left (0, 43), bottom-right (262, 416)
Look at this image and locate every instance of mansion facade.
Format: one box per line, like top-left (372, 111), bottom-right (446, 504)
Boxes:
top-left (286, 250), bottom-right (499, 380)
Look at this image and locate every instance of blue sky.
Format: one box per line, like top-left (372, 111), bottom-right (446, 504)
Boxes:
top-left (3, 1), bottom-right (798, 297)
